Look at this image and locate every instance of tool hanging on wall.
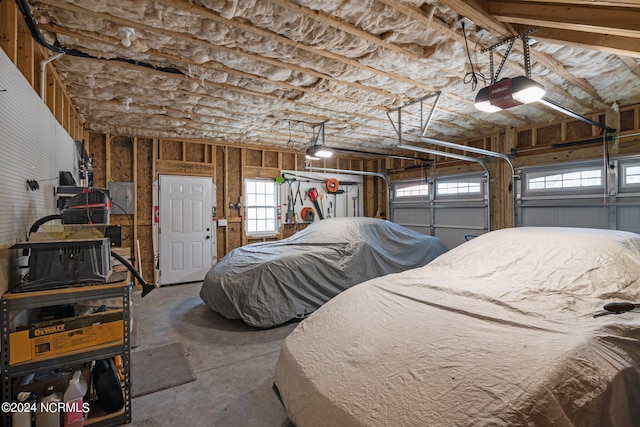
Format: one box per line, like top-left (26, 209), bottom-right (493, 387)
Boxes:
top-left (300, 207), bottom-right (315, 222)
top-left (325, 178), bottom-right (340, 193)
top-left (331, 189), bottom-right (343, 218)
top-left (307, 187), bottom-right (324, 220)
top-left (295, 182), bottom-right (303, 205)
top-left (285, 180), bottom-right (294, 224)
top-left (344, 186), bottom-right (349, 217)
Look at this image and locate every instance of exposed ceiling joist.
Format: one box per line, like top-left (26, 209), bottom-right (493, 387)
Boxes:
top-left (514, 0), bottom-right (639, 6)
top-left (489, 1), bottom-right (640, 39)
top-left (533, 27), bottom-right (640, 58)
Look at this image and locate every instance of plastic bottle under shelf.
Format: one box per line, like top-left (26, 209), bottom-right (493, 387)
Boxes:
top-left (12, 391), bottom-right (35, 427)
top-left (36, 386), bottom-right (62, 427)
top-left (63, 371), bottom-right (88, 427)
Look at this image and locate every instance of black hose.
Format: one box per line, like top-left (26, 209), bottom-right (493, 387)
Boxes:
top-left (14, 0), bottom-right (184, 75)
top-left (110, 250), bottom-right (156, 297)
top-left (28, 214), bottom-right (63, 235)
top-left (23, 214), bottom-right (63, 255)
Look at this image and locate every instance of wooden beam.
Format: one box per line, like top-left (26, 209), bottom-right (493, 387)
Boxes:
top-left (133, 135), bottom-right (139, 263)
top-left (267, 0), bottom-right (422, 61)
top-left (489, 1), bottom-right (640, 38)
top-left (378, 0), bottom-right (472, 39)
top-left (45, 68), bottom-right (55, 113)
top-left (16, 23), bottom-right (35, 85)
top-left (151, 137), bottom-right (158, 284)
top-left (54, 81), bottom-right (64, 123)
top-left (0, 0), bottom-right (18, 62)
top-left (534, 27), bottom-right (640, 58)
top-left (620, 56), bottom-right (640, 77)
top-left (510, 0), bottom-right (640, 6)
top-left (106, 134), bottom-right (112, 183)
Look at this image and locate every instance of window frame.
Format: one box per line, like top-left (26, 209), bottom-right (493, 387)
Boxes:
top-left (244, 178), bottom-right (279, 236)
top-left (435, 177), bottom-right (483, 197)
top-left (620, 162), bottom-right (640, 189)
top-left (524, 165), bottom-right (604, 194)
top-left (394, 183), bottom-right (429, 198)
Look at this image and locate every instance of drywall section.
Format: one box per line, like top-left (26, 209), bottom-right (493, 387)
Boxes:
top-left (0, 48), bottom-right (78, 294)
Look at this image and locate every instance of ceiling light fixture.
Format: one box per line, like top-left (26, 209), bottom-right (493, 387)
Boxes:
top-left (474, 76), bottom-right (545, 113)
top-left (306, 145), bottom-right (333, 158)
top-left (305, 121), bottom-right (333, 160)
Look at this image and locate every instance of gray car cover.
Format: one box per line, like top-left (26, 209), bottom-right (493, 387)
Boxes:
top-left (200, 217), bottom-right (448, 327)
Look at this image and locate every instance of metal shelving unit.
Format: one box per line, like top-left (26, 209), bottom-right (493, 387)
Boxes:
top-left (1, 281), bottom-right (131, 427)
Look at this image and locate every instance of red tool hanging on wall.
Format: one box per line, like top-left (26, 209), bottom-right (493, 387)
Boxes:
top-left (307, 187), bottom-right (324, 220)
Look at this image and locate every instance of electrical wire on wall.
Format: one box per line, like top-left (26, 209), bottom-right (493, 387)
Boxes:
top-left (110, 199), bottom-right (133, 241)
top-left (461, 21), bottom-right (488, 92)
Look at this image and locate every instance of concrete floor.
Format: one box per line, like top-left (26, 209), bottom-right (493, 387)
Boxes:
top-left (129, 282), bottom-right (297, 427)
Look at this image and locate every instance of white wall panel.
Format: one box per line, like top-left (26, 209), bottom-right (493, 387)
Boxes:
top-left (0, 49), bottom-right (78, 292)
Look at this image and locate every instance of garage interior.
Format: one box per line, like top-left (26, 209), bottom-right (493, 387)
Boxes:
top-left (1, 0), bottom-right (640, 426)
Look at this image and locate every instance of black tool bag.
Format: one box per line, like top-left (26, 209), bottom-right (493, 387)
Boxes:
top-left (92, 358), bottom-right (125, 413)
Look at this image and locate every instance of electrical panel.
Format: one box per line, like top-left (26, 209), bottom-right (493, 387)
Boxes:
top-left (108, 181), bottom-right (135, 214)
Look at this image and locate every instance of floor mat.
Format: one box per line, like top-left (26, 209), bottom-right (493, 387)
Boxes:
top-left (131, 342), bottom-right (196, 397)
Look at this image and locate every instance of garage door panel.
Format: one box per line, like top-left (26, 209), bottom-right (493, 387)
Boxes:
top-left (433, 205), bottom-right (486, 228)
top-left (435, 228), bottom-right (483, 249)
top-left (519, 158), bottom-right (640, 232)
top-left (520, 205), bottom-right (608, 228)
top-left (393, 206), bottom-right (432, 226)
top-left (618, 206), bottom-right (640, 233)
top-left (404, 224), bottom-right (432, 235)
top-left (391, 174), bottom-right (487, 249)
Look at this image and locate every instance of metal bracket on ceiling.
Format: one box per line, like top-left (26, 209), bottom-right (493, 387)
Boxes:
top-left (284, 118), bottom-right (327, 148)
top-left (310, 121), bottom-right (328, 147)
top-left (481, 27), bottom-right (539, 84)
top-left (387, 92), bottom-right (442, 146)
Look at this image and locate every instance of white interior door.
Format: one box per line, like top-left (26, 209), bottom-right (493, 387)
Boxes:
top-left (159, 175), bottom-right (213, 285)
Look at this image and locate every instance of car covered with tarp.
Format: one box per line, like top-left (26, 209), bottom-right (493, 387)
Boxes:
top-left (200, 217), bottom-right (448, 328)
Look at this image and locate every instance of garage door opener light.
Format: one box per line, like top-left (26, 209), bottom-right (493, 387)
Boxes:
top-left (474, 76), bottom-right (545, 113)
top-left (473, 28), bottom-right (545, 113)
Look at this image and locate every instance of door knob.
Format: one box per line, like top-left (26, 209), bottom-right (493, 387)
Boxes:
top-left (205, 235), bottom-right (210, 239)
